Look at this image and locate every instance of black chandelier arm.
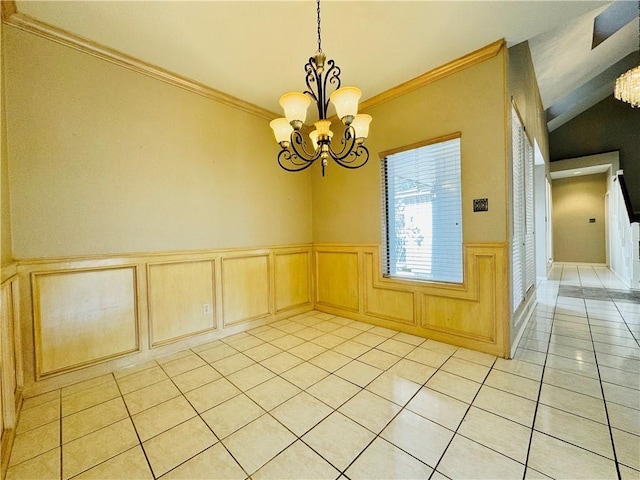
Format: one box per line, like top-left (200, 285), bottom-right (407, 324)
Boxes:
top-left (330, 143), bottom-right (370, 169)
top-left (304, 58), bottom-right (321, 107)
top-left (325, 125), bottom-right (358, 162)
top-left (289, 130), bottom-right (320, 161)
top-left (277, 148), bottom-right (316, 172)
top-left (322, 60), bottom-right (341, 105)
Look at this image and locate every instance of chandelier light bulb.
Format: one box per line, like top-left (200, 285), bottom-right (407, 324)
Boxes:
top-left (614, 66), bottom-right (640, 108)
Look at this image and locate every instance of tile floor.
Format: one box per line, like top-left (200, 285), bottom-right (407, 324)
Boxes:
top-left (6, 264), bottom-right (640, 479)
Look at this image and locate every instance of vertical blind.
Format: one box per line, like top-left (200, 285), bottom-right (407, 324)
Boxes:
top-left (511, 106), bottom-right (535, 312)
top-left (381, 136), bottom-right (463, 283)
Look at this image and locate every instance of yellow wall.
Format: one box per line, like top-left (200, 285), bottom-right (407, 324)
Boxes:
top-left (3, 26), bottom-right (311, 259)
top-left (1, 18), bottom-right (12, 267)
top-left (313, 52), bottom-right (508, 245)
top-left (552, 173), bottom-right (607, 263)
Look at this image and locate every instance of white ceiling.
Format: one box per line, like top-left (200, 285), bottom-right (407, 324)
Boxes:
top-left (13, 0), bottom-right (616, 121)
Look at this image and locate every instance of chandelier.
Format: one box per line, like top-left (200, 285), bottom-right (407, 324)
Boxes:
top-left (269, 0), bottom-right (372, 176)
top-left (614, 1), bottom-right (640, 107)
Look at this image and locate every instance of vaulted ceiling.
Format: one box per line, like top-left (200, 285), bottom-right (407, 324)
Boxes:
top-left (6, 1), bottom-right (636, 132)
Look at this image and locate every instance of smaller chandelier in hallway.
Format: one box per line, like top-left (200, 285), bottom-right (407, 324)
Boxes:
top-left (614, 1), bottom-right (640, 107)
top-left (269, 0), bottom-right (372, 176)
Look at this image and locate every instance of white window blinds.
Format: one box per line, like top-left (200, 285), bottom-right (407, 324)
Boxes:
top-left (381, 136), bottom-right (463, 283)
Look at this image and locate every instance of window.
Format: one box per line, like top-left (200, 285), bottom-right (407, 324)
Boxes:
top-left (381, 134), bottom-right (463, 283)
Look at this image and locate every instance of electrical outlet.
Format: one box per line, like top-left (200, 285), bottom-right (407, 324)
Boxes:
top-left (202, 303), bottom-right (211, 315)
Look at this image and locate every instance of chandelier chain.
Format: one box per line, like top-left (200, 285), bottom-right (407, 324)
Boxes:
top-left (317, 0), bottom-right (322, 53)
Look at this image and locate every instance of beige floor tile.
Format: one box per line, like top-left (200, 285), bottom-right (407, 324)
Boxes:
top-left (288, 342), bottom-right (327, 361)
top-left (191, 339), bottom-right (223, 353)
top-left (6, 447), bottom-right (59, 480)
top-left (9, 421), bottom-right (59, 467)
top-left (406, 387), bottom-right (468, 430)
top-left (528, 431), bottom-right (617, 479)
top-left (309, 349), bottom-right (352, 372)
top-left (243, 343), bottom-right (282, 362)
top-left (485, 369), bottom-right (540, 401)
top-left (313, 321), bottom-right (343, 333)
top-left (453, 348), bottom-right (496, 367)
top-left (223, 414), bottom-right (296, 475)
top-left (334, 360), bottom-right (383, 388)
top-left (514, 348), bottom-right (547, 366)
top-left (380, 409), bottom-right (453, 467)
top-left (345, 437), bottom-right (432, 480)
top-left (547, 343), bottom-right (596, 364)
top-left (608, 401), bottom-right (640, 436)
top-left (16, 398), bottom-right (60, 434)
top-left (295, 327), bottom-right (325, 341)
top-left (441, 357), bottom-right (491, 383)
top-left (369, 326), bottom-right (397, 338)
top-left (543, 367), bottom-right (603, 399)
top-left (458, 406), bottom-right (531, 463)
top-left (201, 393), bottom-right (265, 439)
top-left (534, 404), bottom-right (614, 459)
top-left (333, 340), bottom-right (372, 358)
top-left (260, 351), bottom-right (304, 374)
top-left (426, 370), bottom-right (481, 404)
top-left (438, 434), bottom-right (524, 479)
top-left (161, 443), bottom-right (246, 479)
top-left (275, 323), bottom-right (307, 335)
top-left (365, 371), bottom-right (422, 406)
top-left (601, 365), bottom-right (640, 390)
top-left (405, 347), bottom-right (450, 368)
top-left (143, 416), bottom-right (217, 477)
top-left (211, 353), bottom-right (256, 376)
top-left (132, 395), bottom-right (196, 441)
top-left (306, 374), bottom-right (361, 409)
top-left (74, 446), bottom-right (153, 479)
top-left (253, 440), bottom-right (340, 480)
top-left (597, 352), bottom-right (640, 374)
top-left (338, 389), bottom-right (401, 434)
top-left (62, 396), bottom-right (128, 443)
top-left (21, 390), bottom-right (60, 411)
top-left (269, 334), bottom-right (306, 350)
top-left (246, 376), bottom-right (301, 411)
top-left (421, 339), bottom-right (458, 355)
top-left (253, 327), bottom-right (288, 343)
top-left (61, 381), bottom-right (121, 417)
top-left (545, 354), bottom-right (599, 379)
top-left (386, 358), bottom-right (436, 384)
top-left (197, 343), bottom-right (238, 363)
top-left (185, 377), bottom-right (241, 413)
top-left (613, 428), bottom-right (640, 470)
top-left (472, 385), bottom-right (536, 427)
top-left (539, 383), bottom-right (607, 424)
top-left (352, 331), bottom-right (387, 347)
top-left (358, 349), bottom-right (401, 370)
top-left (619, 465), bottom-right (640, 480)
top-left (524, 467), bottom-right (554, 479)
top-left (157, 349), bottom-right (193, 365)
top-left (161, 354), bottom-right (207, 377)
top-left (61, 374), bottom-right (115, 396)
top-left (603, 382), bottom-right (640, 410)
top-left (171, 364), bottom-right (221, 393)
top-left (281, 362), bottom-right (329, 389)
top-left (392, 332), bottom-right (426, 347)
top-left (225, 335), bottom-right (264, 351)
top-left (227, 363), bottom-right (275, 391)
top-left (302, 411), bottom-right (376, 471)
top-left (123, 379), bottom-right (181, 415)
top-left (493, 358), bottom-right (544, 381)
top-left (62, 418), bottom-right (139, 479)
top-left (311, 333), bottom-right (346, 349)
top-left (117, 365), bottom-right (169, 394)
top-left (271, 392), bottom-right (333, 436)
top-left (430, 471), bottom-right (450, 480)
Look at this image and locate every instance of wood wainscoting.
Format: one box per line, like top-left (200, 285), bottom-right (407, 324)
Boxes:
top-left (314, 243), bottom-right (510, 357)
top-left (17, 245), bottom-right (313, 397)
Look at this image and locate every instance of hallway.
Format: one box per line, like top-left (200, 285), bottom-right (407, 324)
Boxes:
top-left (6, 265), bottom-right (640, 479)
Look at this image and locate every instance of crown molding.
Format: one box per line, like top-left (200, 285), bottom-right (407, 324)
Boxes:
top-left (360, 39), bottom-right (505, 112)
top-left (2, 9), bottom-right (278, 121)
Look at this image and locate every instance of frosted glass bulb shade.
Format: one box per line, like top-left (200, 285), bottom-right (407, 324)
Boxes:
top-left (279, 92), bottom-right (311, 125)
top-left (330, 87), bottom-right (361, 120)
top-left (310, 126), bottom-right (333, 151)
top-left (270, 118), bottom-right (293, 144)
top-left (352, 114), bottom-right (372, 140)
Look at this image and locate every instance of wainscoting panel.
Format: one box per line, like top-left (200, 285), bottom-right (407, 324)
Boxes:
top-left (315, 250), bottom-right (359, 312)
top-left (147, 260), bottom-right (216, 347)
top-left (314, 243), bottom-right (510, 357)
top-left (33, 266), bottom-right (139, 377)
top-left (274, 250), bottom-right (311, 313)
top-left (221, 254), bottom-right (271, 326)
